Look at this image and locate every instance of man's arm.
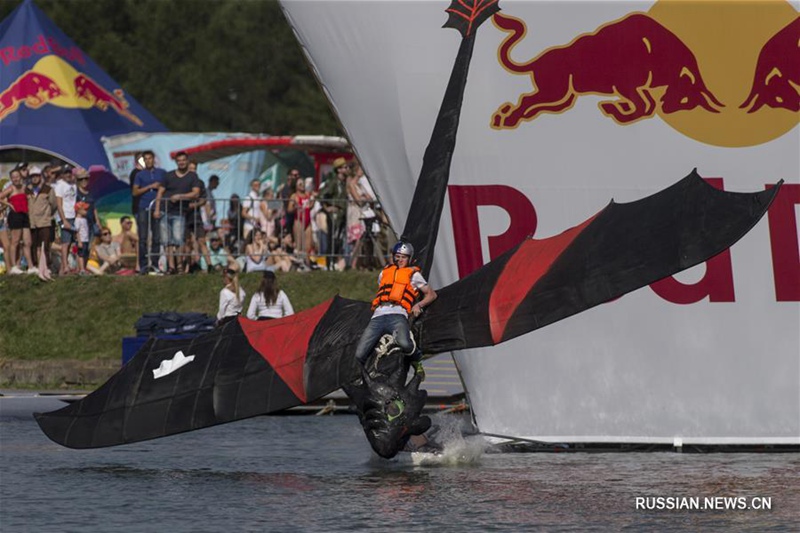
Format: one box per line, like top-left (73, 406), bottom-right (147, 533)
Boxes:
top-left (55, 193), bottom-right (70, 230)
top-left (185, 186), bottom-right (201, 201)
top-left (132, 174), bottom-right (158, 198)
top-left (152, 184), bottom-right (166, 217)
top-left (47, 189), bottom-right (57, 211)
top-left (411, 284), bottom-right (437, 317)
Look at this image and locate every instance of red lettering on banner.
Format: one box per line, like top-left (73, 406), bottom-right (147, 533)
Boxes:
top-left (448, 185), bottom-right (537, 278)
top-left (0, 47), bottom-right (15, 66)
top-left (0, 35), bottom-right (84, 67)
top-left (649, 178), bottom-right (735, 303)
top-left (32, 35), bottom-right (48, 55)
top-left (766, 183), bottom-right (800, 301)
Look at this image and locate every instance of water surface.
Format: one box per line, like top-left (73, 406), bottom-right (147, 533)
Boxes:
top-left (1, 395), bottom-right (797, 531)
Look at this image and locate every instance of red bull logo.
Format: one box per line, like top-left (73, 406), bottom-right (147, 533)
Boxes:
top-left (491, 1), bottom-right (800, 148)
top-left (74, 73), bottom-right (143, 126)
top-left (0, 71), bottom-right (63, 119)
top-left (491, 12), bottom-right (723, 128)
top-left (740, 17), bottom-right (800, 113)
top-left (0, 55), bottom-right (142, 126)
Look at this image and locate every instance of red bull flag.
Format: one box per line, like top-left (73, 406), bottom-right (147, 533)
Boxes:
top-left (281, 0), bottom-right (799, 446)
top-left (0, 0), bottom-right (166, 168)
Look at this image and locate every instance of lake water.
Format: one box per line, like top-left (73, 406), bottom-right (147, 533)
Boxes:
top-left (1, 394), bottom-right (798, 532)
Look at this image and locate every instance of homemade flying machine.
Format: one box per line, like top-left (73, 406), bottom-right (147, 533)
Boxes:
top-left (36, 1), bottom-right (780, 458)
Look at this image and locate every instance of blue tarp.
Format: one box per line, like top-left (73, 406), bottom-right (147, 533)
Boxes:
top-left (0, 0), bottom-right (167, 168)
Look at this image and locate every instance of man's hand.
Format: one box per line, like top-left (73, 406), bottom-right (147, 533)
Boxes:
top-left (411, 304), bottom-right (423, 317)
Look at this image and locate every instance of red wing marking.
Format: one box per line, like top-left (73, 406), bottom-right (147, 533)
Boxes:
top-left (489, 215), bottom-right (597, 343)
top-left (238, 298), bottom-right (334, 403)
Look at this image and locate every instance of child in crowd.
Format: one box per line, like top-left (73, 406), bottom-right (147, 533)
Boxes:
top-left (74, 201), bottom-right (91, 274)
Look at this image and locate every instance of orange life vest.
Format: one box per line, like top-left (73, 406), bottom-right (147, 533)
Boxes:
top-left (371, 264), bottom-right (420, 312)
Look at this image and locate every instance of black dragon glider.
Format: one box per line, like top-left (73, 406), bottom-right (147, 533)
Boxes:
top-left (35, 0), bottom-right (781, 456)
top-left (34, 170), bottom-right (779, 450)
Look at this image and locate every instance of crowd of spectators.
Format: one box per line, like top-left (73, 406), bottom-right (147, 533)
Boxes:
top-left (0, 154), bottom-right (394, 278)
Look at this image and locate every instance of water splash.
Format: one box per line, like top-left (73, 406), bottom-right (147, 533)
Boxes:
top-left (411, 413), bottom-right (487, 466)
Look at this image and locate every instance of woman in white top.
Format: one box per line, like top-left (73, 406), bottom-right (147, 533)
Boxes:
top-left (217, 265), bottom-right (246, 323)
top-left (244, 229), bottom-right (270, 272)
top-left (247, 270), bottom-right (294, 320)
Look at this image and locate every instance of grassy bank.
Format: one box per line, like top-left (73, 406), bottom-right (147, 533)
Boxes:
top-left (0, 271), bottom-right (376, 362)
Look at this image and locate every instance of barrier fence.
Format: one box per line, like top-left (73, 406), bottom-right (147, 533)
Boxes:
top-left (136, 195), bottom-right (397, 273)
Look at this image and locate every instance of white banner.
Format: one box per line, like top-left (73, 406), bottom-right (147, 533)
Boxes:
top-left (282, 0), bottom-right (800, 444)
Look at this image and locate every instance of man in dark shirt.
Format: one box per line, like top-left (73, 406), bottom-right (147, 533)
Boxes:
top-left (153, 151), bottom-right (200, 274)
top-left (132, 150), bottom-right (166, 273)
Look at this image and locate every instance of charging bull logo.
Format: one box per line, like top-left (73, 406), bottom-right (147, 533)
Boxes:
top-left (740, 17), bottom-right (800, 114)
top-left (491, 2), bottom-right (799, 148)
top-left (491, 12), bottom-right (723, 128)
top-left (0, 71), bottom-right (64, 120)
top-left (74, 74), bottom-right (143, 126)
top-left (0, 55), bottom-right (142, 126)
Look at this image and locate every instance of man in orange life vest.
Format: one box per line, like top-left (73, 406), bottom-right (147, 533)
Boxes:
top-left (354, 241), bottom-right (437, 380)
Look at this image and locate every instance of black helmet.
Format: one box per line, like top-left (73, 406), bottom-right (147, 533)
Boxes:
top-left (391, 241), bottom-right (414, 260)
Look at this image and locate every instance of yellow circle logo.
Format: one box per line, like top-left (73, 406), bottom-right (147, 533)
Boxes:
top-left (649, 0), bottom-right (799, 147)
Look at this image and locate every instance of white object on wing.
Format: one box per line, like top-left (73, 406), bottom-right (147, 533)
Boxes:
top-left (152, 350), bottom-right (196, 380)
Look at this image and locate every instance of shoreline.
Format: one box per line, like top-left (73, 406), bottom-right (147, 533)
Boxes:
top-left (0, 358), bottom-right (118, 389)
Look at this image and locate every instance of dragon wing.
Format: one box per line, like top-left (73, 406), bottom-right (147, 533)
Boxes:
top-left (35, 296), bottom-right (371, 449)
top-left (419, 170), bottom-right (780, 352)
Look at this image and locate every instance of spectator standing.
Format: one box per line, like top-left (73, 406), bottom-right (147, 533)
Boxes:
top-left (185, 177), bottom-right (211, 272)
top-left (289, 176), bottom-right (314, 255)
top-left (113, 216), bottom-right (139, 270)
top-left (242, 178), bottom-right (262, 240)
top-left (217, 264), bottom-right (245, 324)
top-left (258, 187), bottom-right (279, 244)
top-left (278, 169), bottom-right (301, 239)
top-left (129, 152), bottom-right (144, 214)
top-left (246, 270), bottom-right (294, 320)
top-left (15, 162), bottom-right (30, 186)
top-left (133, 150), bottom-right (165, 274)
top-left (346, 167), bottom-right (369, 255)
top-left (279, 169), bottom-right (301, 202)
top-left (26, 166), bottom-right (56, 275)
top-left (319, 158), bottom-right (349, 270)
top-left (0, 169), bottom-right (34, 274)
top-left (53, 166), bottom-right (78, 275)
top-left (73, 201), bottom-right (91, 274)
top-left (0, 177), bottom-right (9, 273)
top-left (206, 174), bottom-right (220, 229)
top-left (153, 151), bottom-right (201, 274)
top-left (43, 164), bottom-right (59, 186)
top-left (226, 194), bottom-right (246, 254)
top-left (75, 170), bottom-right (100, 237)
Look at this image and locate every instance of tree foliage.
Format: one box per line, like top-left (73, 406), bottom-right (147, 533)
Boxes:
top-left (0, 0), bottom-right (341, 134)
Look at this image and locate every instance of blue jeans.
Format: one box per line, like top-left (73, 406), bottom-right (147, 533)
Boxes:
top-left (354, 313), bottom-right (420, 364)
top-left (160, 213), bottom-right (185, 247)
top-left (136, 209), bottom-right (161, 270)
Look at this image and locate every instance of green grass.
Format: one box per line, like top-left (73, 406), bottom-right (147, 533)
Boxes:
top-left (0, 271), bottom-right (376, 361)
